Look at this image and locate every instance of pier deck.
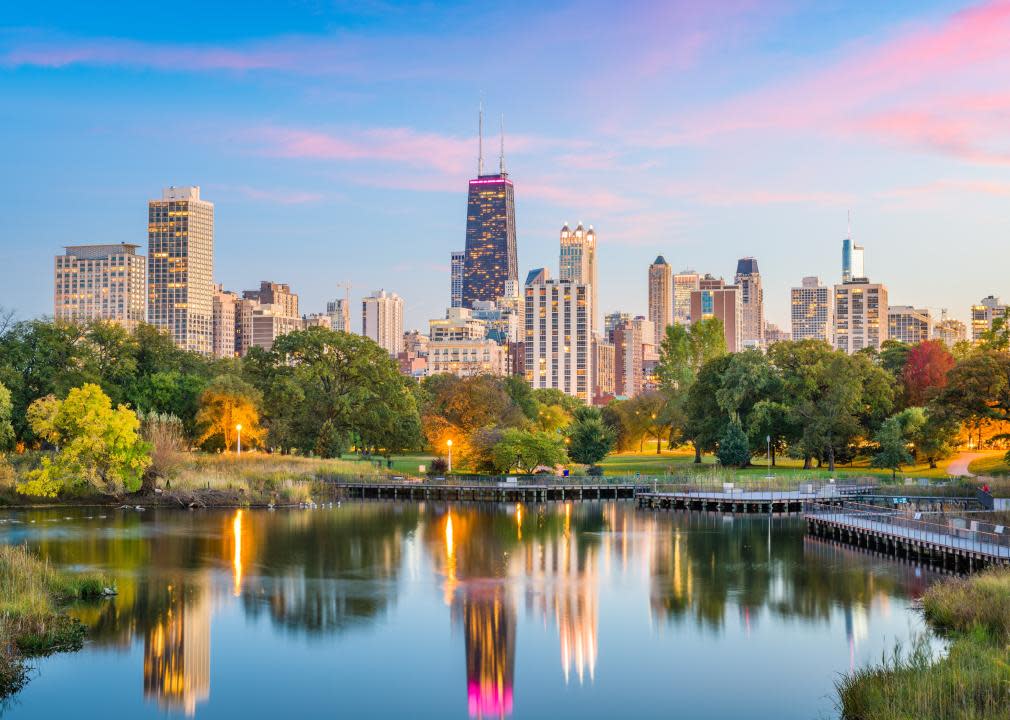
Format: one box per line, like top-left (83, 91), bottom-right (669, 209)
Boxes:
top-left (637, 483), bottom-right (876, 514)
top-left (328, 479), bottom-right (646, 502)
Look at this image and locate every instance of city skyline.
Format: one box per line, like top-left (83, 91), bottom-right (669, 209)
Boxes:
top-left (4, 1), bottom-right (1010, 332)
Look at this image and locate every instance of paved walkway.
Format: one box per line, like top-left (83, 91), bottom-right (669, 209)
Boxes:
top-left (946, 451), bottom-right (985, 477)
top-left (814, 512), bottom-right (1010, 560)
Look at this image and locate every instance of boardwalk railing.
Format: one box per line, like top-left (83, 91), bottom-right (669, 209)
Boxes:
top-left (317, 473), bottom-right (647, 488)
top-left (806, 500), bottom-right (1010, 561)
top-left (644, 478), bottom-right (876, 497)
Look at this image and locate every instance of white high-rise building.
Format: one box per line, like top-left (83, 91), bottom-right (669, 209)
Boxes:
top-left (54, 243), bottom-right (147, 330)
top-left (450, 250), bottom-right (465, 309)
top-left (971, 295), bottom-right (1008, 341)
top-left (148, 186), bottom-right (214, 355)
top-left (559, 223), bottom-right (598, 330)
top-left (326, 297), bottom-right (351, 332)
top-left (362, 290), bottom-right (404, 355)
top-left (673, 270), bottom-right (700, 325)
top-left (790, 276), bottom-right (833, 342)
top-left (212, 284), bottom-right (238, 358)
top-left (833, 279), bottom-right (888, 354)
top-left (735, 257), bottom-right (764, 347)
top-left (524, 271), bottom-right (593, 403)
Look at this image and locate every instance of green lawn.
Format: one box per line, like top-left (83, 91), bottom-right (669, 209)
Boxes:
top-left (339, 453), bottom-right (434, 475)
top-left (969, 454), bottom-right (1010, 476)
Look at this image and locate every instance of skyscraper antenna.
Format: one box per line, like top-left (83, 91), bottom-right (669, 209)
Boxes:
top-left (478, 100), bottom-right (485, 176)
top-left (499, 113), bottom-right (506, 175)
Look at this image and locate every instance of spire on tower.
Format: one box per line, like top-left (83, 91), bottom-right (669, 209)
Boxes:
top-left (499, 113), bottom-right (506, 175)
top-left (477, 100), bottom-right (485, 176)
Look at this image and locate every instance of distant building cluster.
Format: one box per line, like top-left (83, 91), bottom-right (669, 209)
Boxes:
top-left (51, 113), bottom-right (1003, 406)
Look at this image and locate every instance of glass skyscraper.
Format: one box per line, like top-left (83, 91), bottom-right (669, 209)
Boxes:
top-left (462, 173), bottom-right (517, 307)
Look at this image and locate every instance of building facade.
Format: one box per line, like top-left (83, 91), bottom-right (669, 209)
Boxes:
top-left (689, 277), bottom-right (742, 352)
top-left (604, 311), bottom-right (631, 342)
top-left (842, 236), bottom-right (865, 282)
top-left (592, 338), bottom-right (615, 403)
top-left (833, 279), bottom-right (888, 354)
top-left (559, 223), bottom-right (598, 329)
top-left (971, 296), bottom-right (1008, 341)
top-left (613, 319), bottom-right (644, 398)
top-left (935, 311), bottom-right (967, 347)
top-left (673, 270), bottom-right (700, 325)
top-left (54, 243), bottom-right (147, 330)
top-left (735, 257), bottom-right (764, 347)
top-left (362, 289), bottom-right (405, 355)
top-left (888, 306), bottom-right (932, 345)
top-left (326, 297), bottom-right (351, 332)
top-left (648, 256), bottom-right (672, 349)
top-left (450, 250), bottom-right (465, 308)
top-left (427, 339), bottom-right (508, 377)
top-left (429, 307), bottom-right (488, 343)
top-left (523, 276), bottom-right (593, 403)
top-left (211, 284), bottom-right (238, 358)
top-left (148, 186), bottom-right (214, 355)
top-left (790, 276), bottom-right (833, 342)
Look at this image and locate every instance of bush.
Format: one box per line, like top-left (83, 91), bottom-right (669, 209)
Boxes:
top-left (139, 411), bottom-right (186, 484)
top-left (429, 457), bottom-right (449, 474)
top-left (716, 421), bottom-right (750, 468)
top-left (586, 464), bottom-right (604, 477)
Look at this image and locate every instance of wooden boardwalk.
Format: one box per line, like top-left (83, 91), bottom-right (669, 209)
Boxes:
top-left (806, 503), bottom-right (1010, 572)
top-left (329, 480), bottom-right (646, 503)
top-left (637, 484), bottom-right (876, 515)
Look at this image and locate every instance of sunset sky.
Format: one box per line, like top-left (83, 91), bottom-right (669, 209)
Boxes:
top-left (2, 0), bottom-right (1009, 331)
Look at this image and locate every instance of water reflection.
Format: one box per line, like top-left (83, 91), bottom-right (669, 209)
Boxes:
top-left (0, 502), bottom-right (940, 720)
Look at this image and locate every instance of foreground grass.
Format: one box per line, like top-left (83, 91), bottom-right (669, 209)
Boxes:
top-left (969, 453), bottom-right (1010, 477)
top-left (0, 544), bottom-right (109, 697)
top-left (837, 569), bottom-right (1010, 719)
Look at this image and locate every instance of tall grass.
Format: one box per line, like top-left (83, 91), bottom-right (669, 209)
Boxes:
top-left (838, 569), bottom-right (1010, 719)
top-left (0, 544), bottom-right (108, 698)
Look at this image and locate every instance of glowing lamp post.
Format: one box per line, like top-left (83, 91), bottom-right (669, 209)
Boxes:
top-left (236, 424), bottom-right (243, 456)
top-left (446, 439), bottom-right (453, 473)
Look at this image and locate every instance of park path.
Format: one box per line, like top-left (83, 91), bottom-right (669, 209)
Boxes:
top-left (946, 451), bottom-right (986, 477)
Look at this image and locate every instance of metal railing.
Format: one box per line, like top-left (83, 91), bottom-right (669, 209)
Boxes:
top-left (807, 500), bottom-right (1010, 559)
top-left (318, 473), bottom-right (649, 487)
top-left (642, 478), bottom-right (876, 497)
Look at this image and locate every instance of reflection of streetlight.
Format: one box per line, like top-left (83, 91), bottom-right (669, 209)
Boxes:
top-left (447, 439), bottom-right (453, 473)
top-left (236, 423), bottom-right (243, 455)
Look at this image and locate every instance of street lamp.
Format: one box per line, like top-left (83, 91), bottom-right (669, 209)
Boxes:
top-left (236, 424), bottom-right (243, 456)
top-left (446, 439), bottom-right (453, 473)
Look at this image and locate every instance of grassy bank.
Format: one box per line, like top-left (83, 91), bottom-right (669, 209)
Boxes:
top-left (0, 544), bottom-right (109, 697)
top-left (837, 569), bottom-right (1010, 719)
top-left (969, 454), bottom-right (1010, 477)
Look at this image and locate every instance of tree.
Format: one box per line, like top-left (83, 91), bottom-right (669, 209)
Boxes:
top-left (683, 355), bottom-right (732, 463)
top-left (903, 340), bottom-right (955, 407)
top-left (536, 403), bottom-right (571, 433)
top-left (248, 328), bottom-right (422, 457)
top-left (567, 408), bottom-right (615, 465)
top-left (715, 349), bottom-right (781, 424)
top-left (656, 318), bottom-right (728, 394)
top-left (879, 340), bottom-right (910, 382)
top-left (716, 421), bottom-right (750, 468)
top-left (871, 416), bottom-right (913, 480)
top-left (0, 381), bottom-right (14, 451)
top-left (790, 353), bottom-right (864, 472)
top-left (531, 388), bottom-right (584, 415)
top-left (746, 400), bottom-right (792, 466)
top-left (978, 317), bottom-right (1010, 352)
top-left (932, 351), bottom-right (1010, 449)
top-left (20, 384), bottom-right (150, 497)
top-left (129, 370), bottom-right (208, 437)
top-left (195, 375), bottom-right (266, 452)
top-left (895, 406), bottom-right (958, 469)
top-left (490, 429), bottom-right (568, 474)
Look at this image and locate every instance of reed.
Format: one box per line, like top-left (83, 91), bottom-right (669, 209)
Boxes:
top-left (0, 544), bottom-right (108, 698)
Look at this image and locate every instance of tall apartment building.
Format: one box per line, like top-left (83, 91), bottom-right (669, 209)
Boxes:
top-left (326, 297), bottom-right (351, 332)
top-left (790, 276), bottom-right (833, 342)
top-left (471, 300), bottom-right (520, 344)
top-left (689, 276), bottom-right (742, 352)
top-left (613, 319), bottom-right (644, 398)
top-left (559, 223), bottom-right (598, 329)
top-left (523, 272), bottom-right (593, 403)
top-left (429, 307), bottom-right (487, 342)
top-left (243, 281), bottom-right (298, 318)
top-left (303, 314), bottom-right (331, 329)
top-left (673, 270), bottom-right (700, 325)
top-left (54, 243), bottom-right (147, 330)
top-left (148, 186), bottom-right (214, 355)
top-left (842, 235), bottom-right (865, 282)
top-left (888, 306), bottom-right (932, 345)
top-left (833, 279), bottom-right (888, 354)
top-left (935, 310), bottom-right (967, 347)
top-left (971, 296), bottom-right (1008, 341)
top-left (450, 250), bottom-right (465, 308)
top-left (427, 339), bottom-right (507, 377)
top-left (592, 338), bottom-right (615, 403)
top-left (362, 290), bottom-right (405, 355)
top-left (647, 256), bottom-right (672, 348)
top-left (211, 284), bottom-right (238, 358)
top-left (735, 257), bottom-right (764, 347)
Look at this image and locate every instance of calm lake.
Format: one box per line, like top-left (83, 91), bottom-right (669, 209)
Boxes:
top-left (0, 502), bottom-right (935, 719)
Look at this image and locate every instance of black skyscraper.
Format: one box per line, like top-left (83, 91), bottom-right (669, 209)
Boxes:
top-left (461, 110), bottom-right (517, 308)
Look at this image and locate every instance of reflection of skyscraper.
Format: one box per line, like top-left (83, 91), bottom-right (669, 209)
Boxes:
top-left (462, 109), bottom-right (518, 308)
top-left (458, 589), bottom-right (516, 719)
top-left (143, 580), bottom-right (211, 717)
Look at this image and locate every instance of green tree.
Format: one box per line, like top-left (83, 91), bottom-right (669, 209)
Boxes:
top-left (490, 428), bottom-right (568, 474)
top-left (716, 421), bottom-right (750, 468)
top-left (20, 384), bottom-right (150, 497)
top-left (791, 353), bottom-right (864, 472)
top-left (531, 388), bottom-right (584, 415)
top-left (0, 381), bottom-right (14, 451)
top-left (656, 318), bottom-right (728, 393)
top-left (894, 406), bottom-right (958, 469)
top-left (683, 355), bottom-right (732, 463)
top-left (715, 349), bottom-right (781, 424)
top-left (932, 351), bottom-right (1010, 450)
top-left (879, 340), bottom-right (910, 383)
top-left (536, 403), bottom-right (571, 433)
top-left (566, 407), bottom-right (615, 465)
top-left (746, 400), bottom-right (792, 466)
top-left (978, 317), bottom-right (1010, 352)
top-left (871, 416), bottom-right (913, 480)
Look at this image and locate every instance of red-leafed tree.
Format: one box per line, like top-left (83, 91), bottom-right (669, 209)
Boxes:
top-left (903, 340), bottom-right (955, 407)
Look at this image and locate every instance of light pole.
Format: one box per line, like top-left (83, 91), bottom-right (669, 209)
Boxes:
top-left (236, 423), bottom-right (243, 456)
top-left (766, 434), bottom-right (771, 479)
top-left (446, 439), bottom-right (453, 473)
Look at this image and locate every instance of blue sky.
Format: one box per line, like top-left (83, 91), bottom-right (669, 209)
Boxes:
top-left (2, 0), bottom-right (1009, 332)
